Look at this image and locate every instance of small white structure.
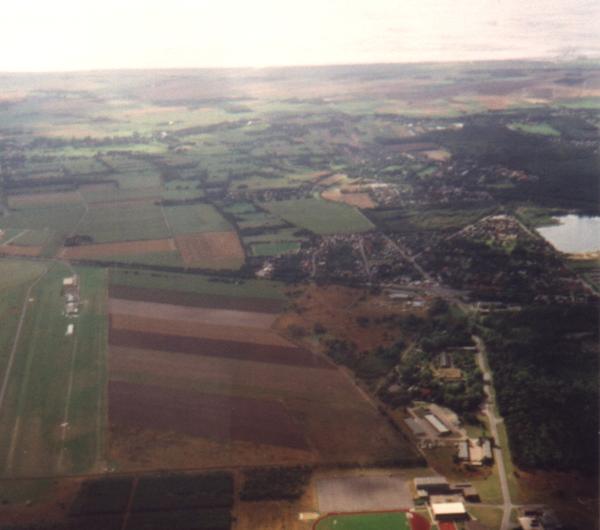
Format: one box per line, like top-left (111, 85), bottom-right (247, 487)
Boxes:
top-left (425, 414), bottom-right (450, 436)
top-left (431, 501), bottom-right (467, 521)
top-left (66, 324), bottom-right (74, 336)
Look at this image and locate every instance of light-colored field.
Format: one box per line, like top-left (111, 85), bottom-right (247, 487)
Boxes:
top-left (175, 231), bottom-right (245, 269)
top-left (59, 238), bottom-right (176, 259)
top-left (316, 475), bottom-right (412, 513)
top-left (321, 188), bottom-right (376, 209)
top-left (110, 313), bottom-right (294, 347)
top-left (423, 149), bottom-right (452, 161)
top-left (8, 191), bottom-right (82, 208)
top-left (108, 298), bottom-right (277, 329)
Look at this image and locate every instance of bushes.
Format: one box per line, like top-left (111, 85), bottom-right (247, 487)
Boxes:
top-left (132, 472), bottom-right (234, 512)
top-left (240, 467), bottom-right (313, 502)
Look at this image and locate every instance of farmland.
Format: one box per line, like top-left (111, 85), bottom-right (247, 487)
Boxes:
top-left (0, 61), bottom-right (598, 529)
top-left (104, 270), bottom-right (418, 471)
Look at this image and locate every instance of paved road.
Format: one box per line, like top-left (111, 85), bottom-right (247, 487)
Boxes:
top-left (474, 335), bottom-right (514, 530)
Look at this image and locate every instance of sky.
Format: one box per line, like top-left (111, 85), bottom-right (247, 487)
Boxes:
top-left (1, 0), bottom-right (599, 71)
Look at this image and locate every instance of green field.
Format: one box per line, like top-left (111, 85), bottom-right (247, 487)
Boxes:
top-left (0, 264), bottom-right (107, 477)
top-left (508, 122), bottom-right (560, 136)
top-left (0, 204), bottom-right (86, 234)
top-left (76, 203), bottom-right (170, 243)
top-left (250, 241), bottom-right (301, 256)
top-left (10, 229), bottom-right (53, 247)
top-left (163, 203), bottom-right (232, 234)
top-left (315, 512), bottom-right (410, 530)
top-left (110, 268), bottom-right (285, 299)
top-left (262, 198), bottom-right (374, 235)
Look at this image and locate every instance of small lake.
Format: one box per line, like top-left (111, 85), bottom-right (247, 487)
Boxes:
top-left (537, 215), bottom-right (600, 254)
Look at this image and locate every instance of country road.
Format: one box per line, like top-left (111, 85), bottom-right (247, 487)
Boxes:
top-left (474, 335), bottom-right (515, 530)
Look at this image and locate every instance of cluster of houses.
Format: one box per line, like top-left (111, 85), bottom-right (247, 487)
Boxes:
top-left (62, 275), bottom-right (80, 335)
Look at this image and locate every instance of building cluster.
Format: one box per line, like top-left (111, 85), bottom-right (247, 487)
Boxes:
top-left (413, 476), bottom-right (480, 523)
top-left (62, 275), bottom-right (80, 335)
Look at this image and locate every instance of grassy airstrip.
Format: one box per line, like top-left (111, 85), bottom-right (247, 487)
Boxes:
top-left (0, 264), bottom-right (107, 477)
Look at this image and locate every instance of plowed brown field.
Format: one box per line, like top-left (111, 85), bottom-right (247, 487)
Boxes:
top-left (110, 313), bottom-right (293, 347)
top-left (108, 284), bottom-right (284, 313)
top-left (108, 298), bottom-right (277, 328)
top-left (108, 328), bottom-right (332, 369)
top-left (0, 245), bottom-right (43, 257)
top-left (60, 239), bottom-right (176, 259)
top-left (175, 231), bottom-right (244, 269)
top-left (108, 380), bottom-right (309, 450)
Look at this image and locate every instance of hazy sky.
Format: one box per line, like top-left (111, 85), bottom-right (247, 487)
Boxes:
top-left (2, 0), bottom-right (599, 71)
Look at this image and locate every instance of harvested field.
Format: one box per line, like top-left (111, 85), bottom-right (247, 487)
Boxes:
top-left (110, 314), bottom-right (294, 347)
top-left (108, 284), bottom-right (284, 313)
top-left (0, 244), bottom-right (43, 257)
top-left (108, 298), bottom-right (277, 329)
top-left (8, 191), bottom-right (82, 207)
top-left (176, 231), bottom-right (245, 269)
top-left (108, 328), bottom-right (331, 369)
top-left (108, 380), bottom-right (309, 450)
top-left (321, 188), bottom-right (376, 209)
top-left (60, 239), bottom-right (176, 259)
top-left (110, 347), bottom-right (359, 402)
top-left (316, 475), bottom-right (412, 513)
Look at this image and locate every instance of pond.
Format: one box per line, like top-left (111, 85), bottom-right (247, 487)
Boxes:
top-left (536, 215), bottom-right (600, 254)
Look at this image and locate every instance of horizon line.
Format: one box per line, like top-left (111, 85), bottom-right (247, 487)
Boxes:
top-left (0, 54), bottom-right (598, 76)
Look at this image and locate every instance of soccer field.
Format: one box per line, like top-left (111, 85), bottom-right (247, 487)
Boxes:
top-left (314, 512), bottom-right (412, 530)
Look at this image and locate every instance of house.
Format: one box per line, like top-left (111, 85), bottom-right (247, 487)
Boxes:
top-left (457, 438), bottom-right (494, 466)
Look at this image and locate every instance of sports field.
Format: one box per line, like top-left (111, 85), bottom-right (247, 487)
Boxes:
top-left (314, 511), bottom-right (422, 530)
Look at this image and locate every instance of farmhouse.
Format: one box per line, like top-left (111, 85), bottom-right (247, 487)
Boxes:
top-left (457, 438), bottom-right (493, 466)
